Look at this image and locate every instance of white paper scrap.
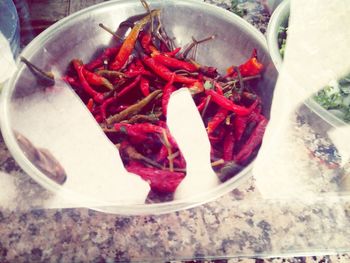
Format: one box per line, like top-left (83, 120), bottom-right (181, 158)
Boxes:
top-left (167, 88), bottom-right (219, 199)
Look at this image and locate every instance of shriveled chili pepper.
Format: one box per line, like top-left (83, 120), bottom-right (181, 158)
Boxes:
top-left (141, 32), bottom-right (152, 53)
top-left (122, 123), bottom-right (165, 135)
top-left (227, 49), bottom-right (264, 77)
top-left (85, 47), bottom-right (119, 71)
top-left (207, 108), bottom-right (228, 134)
top-left (214, 81), bottom-right (224, 95)
top-left (140, 77), bottom-right (150, 96)
top-left (101, 97), bottom-right (117, 119)
top-left (110, 10), bottom-right (160, 70)
top-left (234, 116), bottom-right (268, 164)
top-left (162, 74), bottom-right (175, 116)
top-left (196, 97), bottom-right (207, 112)
top-left (233, 116), bottom-right (248, 141)
top-left (223, 130), bottom-right (235, 161)
top-left (205, 89), bottom-right (251, 116)
top-left (164, 47), bottom-right (181, 57)
top-left (152, 53), bottom-right (198, 72)
top-left (81, 67), bottom-right (114, 91)
top-left (126, 163), bottom-right (185, 193)
top-left (242, 91), bottom-right (257, 101)
top-left (94, 114), bottom-right (103, 123)
top-left (142, 56), bottom-right (197, 84)
top-left (107, 89), bottom-right (162, 124)
top-left (117, 75), bottom-right (141, 98)
top-left (157, 145), bottom-right (168, 162)
top-left (62, 75), bottom-right (80, 88)
top-left (113, 123), bottom-right (148, 142)
top-left (72, 59), bottom-right (105, 103)
top-left (86, 98), bottom-right (94, 112)
top-left (125, 60), bottom-right (153, 78)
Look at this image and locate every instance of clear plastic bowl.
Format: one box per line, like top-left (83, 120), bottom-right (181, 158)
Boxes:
top-left (0, 0), bottom-right (278, 214)
top-left (266, 0), bottom-right (347, 128)
top-left (0, 0), bottom-right (20, 58)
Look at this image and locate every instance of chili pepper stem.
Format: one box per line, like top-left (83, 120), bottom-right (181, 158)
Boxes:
top-left (20, 56), bottom-right (55, 86)
top-left (211, 159), bottom-right (225, 167)
top-left (201, 95), bottom-right (212, 118)
top-left (140, 0), bottom-right (154, 33)
top-left (182, 35), bottom-right (216, 59)
top-left (99, 23), bottom-right (123, 40)
top-left (161, 129), bottom-right (174, 172)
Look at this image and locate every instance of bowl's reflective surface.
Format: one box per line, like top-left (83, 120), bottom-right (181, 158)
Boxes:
top-left (1, 0), bottom-right (277, 214)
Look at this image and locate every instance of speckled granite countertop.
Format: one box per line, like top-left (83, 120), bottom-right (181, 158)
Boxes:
top-left (1, 0), bottom-right (350, 262)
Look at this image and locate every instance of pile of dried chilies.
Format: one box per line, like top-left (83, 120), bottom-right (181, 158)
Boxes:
top-left (63, 1), bottom-right (266, 194)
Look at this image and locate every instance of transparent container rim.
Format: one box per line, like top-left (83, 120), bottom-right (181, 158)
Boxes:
top-left (0, 0), bottom-right (267, 215)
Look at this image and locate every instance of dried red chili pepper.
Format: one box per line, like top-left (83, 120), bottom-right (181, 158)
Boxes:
top-left (100, 97), bottom-right (117, 119)
top-left (205, 89), bottom-right (251, 116)
top-left (141, 32), bottom-right (152, 53)
top-left (162, 74), bottom-right (175, 116)
top-left (234, 117), bottom-right (268, 164)
top-left (86, 98), bottom-right (94, 112)
top-left (114, 123), bottom-right (149, 142)
top-left (196, 97), bottom-right (207, 112)
top-left (82, 67), bottom-right (114, 91)
top-left (142, 56), bottom-right (197, 84)
top-left (140, 77), bottom-right (150, 96)
top-left (233, 116), bottom-right (248, 141)
top-left (126, 163), bottom-right (185, 193)
top-left (152, 54), bottom-right (198, 72)
top-left (214, 81), bottom-right (224, 95)
top-left (85, 47), bottom-right (119, 71)
top-left (62, 75), bottom-right (80, 88)
top-left (157, 145), bottom-right (169, 162)
top-left (207, 108), bottom-right (228, 134)
top-left (227, 49), bottom-right (264, 77)
top-left (72, 59), bottom-right (105, 103)
top-left (117, 75), bottom-right (141, 98)
top-left (110, 10), bottom-right (159, 70)
top-left (164, 47), bottom-right (181, 57)
top-left (223, 130), bottom-right (235, 161)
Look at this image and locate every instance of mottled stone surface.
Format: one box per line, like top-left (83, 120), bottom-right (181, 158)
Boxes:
top-left (1, 0), bottom-right (350, 262)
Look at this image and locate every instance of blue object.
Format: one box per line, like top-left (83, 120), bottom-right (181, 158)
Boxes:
top-left (0, 0), bottom-right (20, 57)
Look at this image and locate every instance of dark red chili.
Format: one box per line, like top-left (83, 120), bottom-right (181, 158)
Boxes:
top-left (164, 47), bottom-right (181, 57)
top-left (117, 75), bottom-right (141, 98)
top-left (162, 74), bottom-right (175, 116)
top-left (214, 81), bottom-right (224, 95)
top-left (101, 97), bottom-right (117, 119)
top-left (233, 116), bottom-right (248, 141)
top-left (85, 47), bottom-right (119, 71)
top-left (140, 77), bottom-right (150, 96)
top-left (126, 163), bottom-right (185, 193)
top-left (62, 75), bottom-right (80, 88)
top-left (82, 67), bottom-right (114, 91)
top-left (114, 123), bottom-right (148, 142)
top-left (227, 50), bottom-right (264, 77)
top-left (153, 53), bottom-right (198, 72)
top-left (141, 32), bottom-right (152, 53)
top-left (142, 56), bottom-right (197, 84)
top-left (234, 116), bottom-right (268, 163)
top-left (72, 59), bottom-right (105, 103)
top-left (207, 108), bottom-right (228, 134)
top-left (86, 98), bottom-right (94, 112)
top-left (223, 130), bottom-right (235, 161)
top-left (205, 89), bottom-right (251, 116)
top-left (196, 97), bottom-right (207, 112)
